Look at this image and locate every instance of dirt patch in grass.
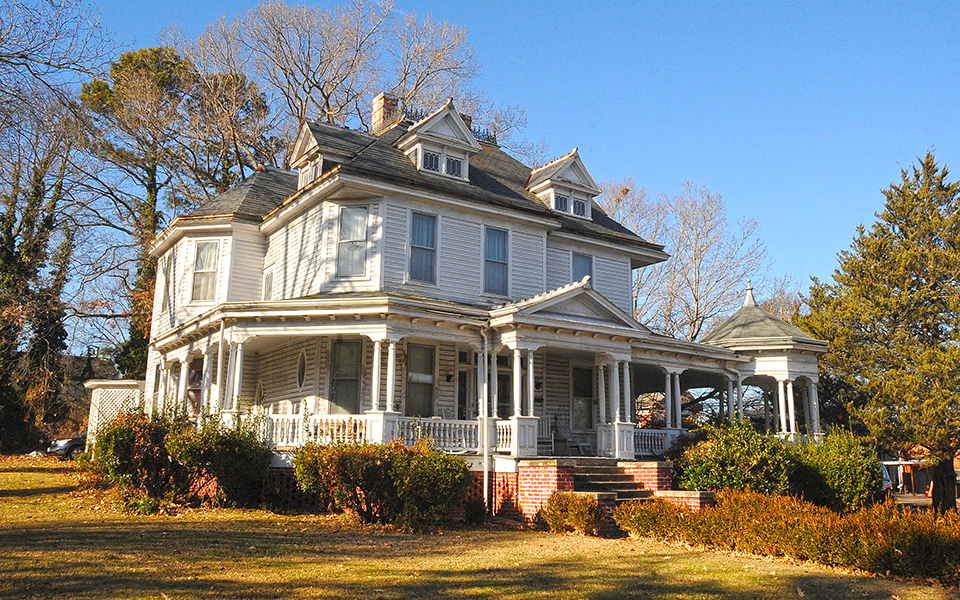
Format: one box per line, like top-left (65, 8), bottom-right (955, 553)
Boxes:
top-left (0, 454), bottom-right (956, 599)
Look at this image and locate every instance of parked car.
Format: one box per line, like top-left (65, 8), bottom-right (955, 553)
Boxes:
top-left (47, 433), bottom-right (86, 460)
top-left (881, 464), bottom-right (893, 494)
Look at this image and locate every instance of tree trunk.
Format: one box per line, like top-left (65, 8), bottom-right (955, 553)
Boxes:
top-left (931, 456), bottom-right (957, 513)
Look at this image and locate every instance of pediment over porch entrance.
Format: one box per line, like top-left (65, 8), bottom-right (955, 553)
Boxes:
top-left (489, 277), bottom-right (650, 337)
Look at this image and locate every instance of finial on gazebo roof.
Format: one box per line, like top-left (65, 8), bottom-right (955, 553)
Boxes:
top-left (743, 280), bottom-right (758, 307)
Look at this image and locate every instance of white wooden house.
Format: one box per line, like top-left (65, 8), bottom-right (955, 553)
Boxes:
top-left (94, 94), bottom-right (827, 464)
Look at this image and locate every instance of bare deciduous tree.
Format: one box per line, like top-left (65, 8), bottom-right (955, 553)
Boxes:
top-left (598, 180), bottom-right (770, 341)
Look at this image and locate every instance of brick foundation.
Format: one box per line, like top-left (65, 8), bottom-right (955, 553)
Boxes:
top-left (618, 461), bottom-right (673, 491)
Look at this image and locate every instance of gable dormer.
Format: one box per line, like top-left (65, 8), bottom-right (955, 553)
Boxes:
top-left (527, 148), bottom-right (602, 220)
top-left (395, 98), bottom-right (481, 181)
top-left (289, 122), bottom-right (356, 190)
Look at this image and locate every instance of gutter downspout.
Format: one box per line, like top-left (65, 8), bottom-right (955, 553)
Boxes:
top-left (481, 328), bottom-right (490, 513)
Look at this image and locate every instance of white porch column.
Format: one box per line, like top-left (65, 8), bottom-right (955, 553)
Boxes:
top-left (622, 362), bottom-right (632, 424)
top-left (663, 371), bottom-right (672, 428)
top-left (526, 350), bottom-right (535, 417)
top-left (477, 343), bottom-right (486, 418)
top-left (777, 379), bottom-right (788, 433)
top-left (513, 348), bottom-right (522, 417)
top-left (672, 372), bottom-right (682, 428)
top-left (370, 340), bottom-right (382, 411)
top-left (802, 382), bottom-right (813, 434)
top-left (385, 341), bottom-right (397, 413)
top-left (809, 381), bottom-right (821, 435)
top-left (598, 364), bottom-right (607, 424)
top-left (232, 342), bottom-right (245, 412)
top-left (726, 380), bottom-right (735, 420)
top-left (787, 379), bottom-right (797, 435)
top-left (215, 322), bottom-right (226, 411)
top-left (736, 377), bottom-right (744, 422)
top-left (200, 349), bottom-right (212, 414)
top-left (490, 352), bottom-right (499, 418)
top-left (177, 359), bottom-right (190, 413)
top-left (610, 361), bottom-right (621, 422)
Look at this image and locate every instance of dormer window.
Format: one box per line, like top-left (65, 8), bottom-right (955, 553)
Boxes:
top-left (573, 199), bottom-right (587, 217)
top-left (446, 157), bottom-right (462, 178)
top-left (555, 195), bottom-right (569, 212)
top-left (298, 156), bottom-right (323, 189)
top-left (423, 150), bottom-right (441, 172)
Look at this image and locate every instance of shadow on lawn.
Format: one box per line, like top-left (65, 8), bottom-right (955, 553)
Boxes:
top-left (0, 485), bottom-right (76, 498)
top-left (0, 520), bottom-right (947, 600)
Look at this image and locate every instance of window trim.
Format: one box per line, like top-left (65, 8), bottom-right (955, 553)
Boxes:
top-left (572, 252), bottom-right (593, 283)
top-left (573, 198), bottom-right (588, 217)
top-left (161, 253), bottom-right (173, 312)
top-left (335, 204), bottom-right (369, 279)
top-left (190, 240), bottom-right (220, 304)
top-left (422, 149), bottom-right (441, 172)
top-left (482, 226), bottom-right (509, 297)
top-left (403, 341), bottom-right (438, 418)
top-left (408, 211), bottom-right (438, 284)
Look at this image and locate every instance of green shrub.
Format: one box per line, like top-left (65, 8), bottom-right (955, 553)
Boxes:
top-left (791, 429), bottom-right (885, 512)
top-left (293, 441), bottom-right (403, 523)
top-left (613, 489), bottom-right (960, 584)
top-left (464, 497), bottom-right (486, 525)
top-left (541, 492), bottom-right (603, 536)
top-left (166, 415), bottom-right (273, 507)
top-left (293, 441), bottom-right (472, 530)
top-left (677, 422), bottom-right (795, 495)
top-left (91, 412), bottom-right (190, 499)
top-left (391, 441), bottom-right (471, 532)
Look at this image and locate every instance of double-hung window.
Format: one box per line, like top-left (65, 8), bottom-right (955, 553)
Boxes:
top-left (337, 206), bottom-right (368, 277)
top-left (409, 212), bottom-right (437, 283)
top-left (191, 241), bottom-right (219, 302)
top-left (484, 227), bottom-right (508, 295)
top-left (573, 253), bottom-right (592, 282)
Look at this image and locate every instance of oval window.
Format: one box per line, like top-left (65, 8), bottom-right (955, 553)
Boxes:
top-left (297, 351), bottom-right (307, 389)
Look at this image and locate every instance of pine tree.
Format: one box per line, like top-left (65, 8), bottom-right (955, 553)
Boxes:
top-left (798, 152), bottom-right (960, 512)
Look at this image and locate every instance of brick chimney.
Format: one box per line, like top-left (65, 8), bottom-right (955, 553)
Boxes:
top-left (372, 92), bottom-right (399, 133)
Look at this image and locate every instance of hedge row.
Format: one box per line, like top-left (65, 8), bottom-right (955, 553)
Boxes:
top-left (675, 423), bottom-right (886, 512)
top-left (540, 492), bottom-right (603, 536)
top-left (614, 491), bottom-right (960, 583)
top-left (292, 440), bottom-right (471, 532)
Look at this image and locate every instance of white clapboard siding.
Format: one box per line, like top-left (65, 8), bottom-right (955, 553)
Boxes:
top-left (511, 230), bottom-right (546, 300)
top-left (258, 339), bottom-right (318, 406)
top-left (545, 246), bottom-right (570, 293)
top-left (543, 353), bottom-right (570, 433)
top-left (594, 255), bottom-right (633, 314)
top-left (438, 216), bottom-right (482, 300)
top-left (227, 233), bottom-right (266, 302)
top-left (435, 342), bottom-right (457, 417)
top-left (382, 203), bottom-right (409, 288)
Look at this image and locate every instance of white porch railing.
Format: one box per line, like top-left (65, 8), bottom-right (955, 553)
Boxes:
top-left (496, 420), bottom-right (513, 453)
top-left (396, 417), bottom-right (479, 451)
top-left (305, 415), bottom-right (366, 445)
top-left (263, 414), bottom-right (302, 446)
top-left (634, 428), bottom-right (683, 456)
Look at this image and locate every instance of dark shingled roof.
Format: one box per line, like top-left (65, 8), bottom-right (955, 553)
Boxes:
top-left (185, 120), bottom-right (664, 254)
top-left (191, 167), bottom-right (297, 217)
top-left (701, 287), bottom-right (825, 347)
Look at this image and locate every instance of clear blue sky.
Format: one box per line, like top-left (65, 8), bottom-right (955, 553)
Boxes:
top-left (93, 0), bottom-right (960, 288)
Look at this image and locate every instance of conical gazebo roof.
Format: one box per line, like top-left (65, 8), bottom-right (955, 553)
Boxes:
top-left (701, 284), bottom-right (827, 353)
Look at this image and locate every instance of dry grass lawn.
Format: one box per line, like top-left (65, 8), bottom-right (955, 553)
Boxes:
top-left (0, 454), bottom-right (956, 599)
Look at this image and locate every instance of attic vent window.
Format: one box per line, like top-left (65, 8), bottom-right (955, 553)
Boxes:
top-left (423, 151), bottom-right (440, 172)
top-left (555, 195), bottom-right (569, 212)
top-left (446, 157), bottom-right (462, 178)
top-left (573, 199), bottom-right (587, 216)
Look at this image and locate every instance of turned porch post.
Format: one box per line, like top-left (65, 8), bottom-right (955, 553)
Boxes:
top-left (610, 360), bottom-right (621, 422)
top-left (526, 350), bottom-right (535, 417)
top-left (371, 340), bottom-right (382, 411)
top-left (513, 348), bottom-right (522, 417)
top-left (621, 362), bottom-right (632, 424)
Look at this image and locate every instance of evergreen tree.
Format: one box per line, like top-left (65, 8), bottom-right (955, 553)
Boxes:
top-left (798, 152), bottom-right (960, 512)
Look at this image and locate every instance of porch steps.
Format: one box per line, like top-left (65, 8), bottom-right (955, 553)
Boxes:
top-left (568, 460), bottom-right (654, 503)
